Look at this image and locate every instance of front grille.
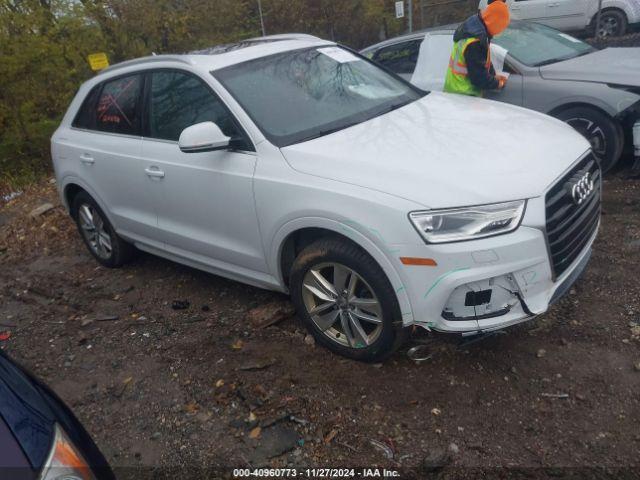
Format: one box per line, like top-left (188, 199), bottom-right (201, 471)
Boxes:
top-left (545, 153), bottom-right (601, 279)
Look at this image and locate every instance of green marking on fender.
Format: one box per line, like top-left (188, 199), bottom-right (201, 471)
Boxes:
top-left (396, 286), bottom-right (405, 293)
top-left (424, 268), bottom-right (470, 299)
top-left (402, 312), bottom-right (412, 316)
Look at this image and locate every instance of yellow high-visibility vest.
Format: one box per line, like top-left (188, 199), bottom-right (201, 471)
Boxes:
top-left (443, 37), bottom-right (491, 97)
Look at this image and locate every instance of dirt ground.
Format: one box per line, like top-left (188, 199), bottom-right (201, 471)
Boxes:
top-left (0, 170), bottom-right (639, 479)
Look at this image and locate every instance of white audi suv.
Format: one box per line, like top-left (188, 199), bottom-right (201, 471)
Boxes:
top-left (51, 34), bottom-right (600, 361)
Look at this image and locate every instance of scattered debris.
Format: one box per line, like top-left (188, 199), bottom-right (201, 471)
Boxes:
top-left (431, 408), bottom-right (441, 416)
top-left (0, 331), bottom-right (11, 341)
top-left (80, 318), bottom-right (94, 327)
top-left (249, 426), bottom-right (262, 439)
top-left (289, 416), bottom-right (309, 426)
top-left (541, 393), bottom-right (570, 399)
top-left (247, 301), bottom-right (295, 329)
top-left (407, 345), bottom-right (434, 363)
top-left (537, 349), bottom-right (547, 358)
top-left (369, 439), bottom-right (394, 459)
top-left (95, 314), bottom-right (119, 322)
top-left (239, 358), bottom-right (276, 371)
top-left (634, 362), bottom-right (640, 372)
top-left (2, 191), bottom-right (23, 203)
top-left (171, 300), bottom-right (190, 310)
top-left (231, 339), bottom-right (244, 350)
top-left (449, 442), bottom-right (460, 455)
top-left (215, 379), bottom-right (225, 388)
top-left (151, 432), bottom-right (161, 441)
top-left (324, 429), bottom-right (338, 445)
top-left (29, 202), bottom-right (55, 218)
top-left (303, 334), bottom-right (315, 346)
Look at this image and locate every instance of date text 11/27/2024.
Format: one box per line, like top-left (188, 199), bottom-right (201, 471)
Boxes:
top-left (233, 468), bottom-right (401, 478)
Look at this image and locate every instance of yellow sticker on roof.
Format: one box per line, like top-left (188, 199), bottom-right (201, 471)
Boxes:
top-left (88, 53), bottom-right (109, 71)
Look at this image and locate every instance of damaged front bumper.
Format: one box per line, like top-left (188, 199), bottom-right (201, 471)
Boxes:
top-left (393, 196), bottom-right (598, 335)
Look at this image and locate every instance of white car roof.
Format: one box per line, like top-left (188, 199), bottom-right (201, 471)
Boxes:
top-left (99, 35), bottom-right (334, 77)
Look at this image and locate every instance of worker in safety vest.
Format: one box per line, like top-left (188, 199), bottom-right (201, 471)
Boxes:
top-left (444, 0), bottom-right (510, 97)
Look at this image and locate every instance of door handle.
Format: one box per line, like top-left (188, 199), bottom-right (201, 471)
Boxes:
top-left (80, 154), bottom-right (95, 165)
top-left (144, 167), bottom-right (165, 178)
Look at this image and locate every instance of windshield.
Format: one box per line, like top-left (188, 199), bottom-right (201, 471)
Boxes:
top-left (213, 46), bottom-right (425, 147)
top-left (493, 22), bottom-right (595, 67)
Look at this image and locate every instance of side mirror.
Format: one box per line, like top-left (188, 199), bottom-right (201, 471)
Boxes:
top-left (178, 122), bottom-right (230, 153)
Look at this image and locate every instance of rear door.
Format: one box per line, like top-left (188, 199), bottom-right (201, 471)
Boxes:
top-left (510, 0), bottom-right (548, 22)
top-left (66, 73), bottom-right (160, 242)
top-left (544, 0), bottom-right (587, 31)
top-left (140, 70), bottom-right (266, 274)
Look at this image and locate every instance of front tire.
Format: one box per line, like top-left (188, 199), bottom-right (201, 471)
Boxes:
top-left (554, 106), bottom-right (622, 173)
top-left (290, 237), bottom-right (407, 362)
top-left (71, 191), bottom-right (134, 268)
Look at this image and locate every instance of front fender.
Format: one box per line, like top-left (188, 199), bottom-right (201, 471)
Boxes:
top-left (270, 217), bottom-right (415, 325)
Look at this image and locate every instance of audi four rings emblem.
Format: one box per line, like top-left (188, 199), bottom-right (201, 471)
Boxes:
top-left (570, 171), bottom-right (595, 205)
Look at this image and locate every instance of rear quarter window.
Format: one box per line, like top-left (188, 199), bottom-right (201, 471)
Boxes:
top-left (95, 74), bottom-right (143, 135)
top-left (372, 40), bottom-right (422, 75)
top-left (72, 74), bottom-right (143, 135)
top-left (72, 85), bottom-right (100, 130)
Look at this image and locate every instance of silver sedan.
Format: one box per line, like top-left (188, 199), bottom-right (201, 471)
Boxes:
top-left (362, 21), bottom-right (640, 173)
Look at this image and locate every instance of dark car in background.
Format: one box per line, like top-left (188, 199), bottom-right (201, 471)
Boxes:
top-left (0, 349), bottom-right (113, 480)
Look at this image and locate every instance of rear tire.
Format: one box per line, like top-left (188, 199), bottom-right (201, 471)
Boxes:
top-left (71, 191), bottom-right (134, 268)
top-left (554, 106), bottom-right (622, 173)
top-left (290, 237), bottom-right (407, 362)
top-left (594, 9), bottom-right (627, 37)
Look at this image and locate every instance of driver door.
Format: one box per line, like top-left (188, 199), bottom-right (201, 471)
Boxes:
top-left (140, 70), bottom-right (267, 274)
top-left (544, 0), bottom-right (586, 31)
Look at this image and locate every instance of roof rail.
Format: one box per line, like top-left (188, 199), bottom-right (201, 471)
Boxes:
top-left (245, 33), bottom-right (323, 42)
top-left (100, 55), bottom-right (194, 75)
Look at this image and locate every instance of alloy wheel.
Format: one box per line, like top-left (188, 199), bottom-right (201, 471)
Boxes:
top-left (565, 117), bottom-right (607, 160)
top-left (301, 262), bottom-right (383, 349)
top-left (78, 204), bottom-right (113, 260)
top-left (597, 16), bottom-right (619, 37)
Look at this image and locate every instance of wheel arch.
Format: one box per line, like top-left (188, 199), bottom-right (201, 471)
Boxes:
top-left (548, 101), bottom-right (616, 121)
top-left (548, 101), bottom-right (625, 164)
top-left (590, 6), bottom-right (628, 26)
top-left (272, 219), bottom-right (415, 325)
top-left (60, 177), bottom-right (114, 225)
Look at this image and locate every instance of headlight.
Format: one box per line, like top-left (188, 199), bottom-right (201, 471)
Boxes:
top-left (409, 200), bottom-right (526, 243)
top-left (40, 424), bottom-right (94, 480)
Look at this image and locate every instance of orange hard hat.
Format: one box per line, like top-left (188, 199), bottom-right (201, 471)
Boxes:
top-left (482, 0), bottom-right (510, 37)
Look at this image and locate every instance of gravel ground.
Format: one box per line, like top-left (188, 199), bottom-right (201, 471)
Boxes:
top-left (0, 173), bottom-right (639, 479)
top-left (585, 31), bottom-right (640, 48)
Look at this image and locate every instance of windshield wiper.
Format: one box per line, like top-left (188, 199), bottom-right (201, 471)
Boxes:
top-left (293, 101), bottom-right (411, 144)
top-left (295, 121), bottom-right (362, 143)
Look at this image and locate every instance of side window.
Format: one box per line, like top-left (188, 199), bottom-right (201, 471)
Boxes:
top-left (148, 71), bottom-right (241, 142)
top-left (72, 85), bottom-right (100, 130)
top-left (95, 74), bottom-right (143, 135)
top-left (373, 40), bottom-right (422, 75)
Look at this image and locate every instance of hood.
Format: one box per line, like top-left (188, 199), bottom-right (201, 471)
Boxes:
top-left (280, 92), bottom-right (590, 209)
top-left (540, 48), bottom-right (640, 87)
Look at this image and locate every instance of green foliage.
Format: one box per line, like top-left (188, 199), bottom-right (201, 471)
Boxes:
top-left (0, 0), bottom-right (405, 189)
